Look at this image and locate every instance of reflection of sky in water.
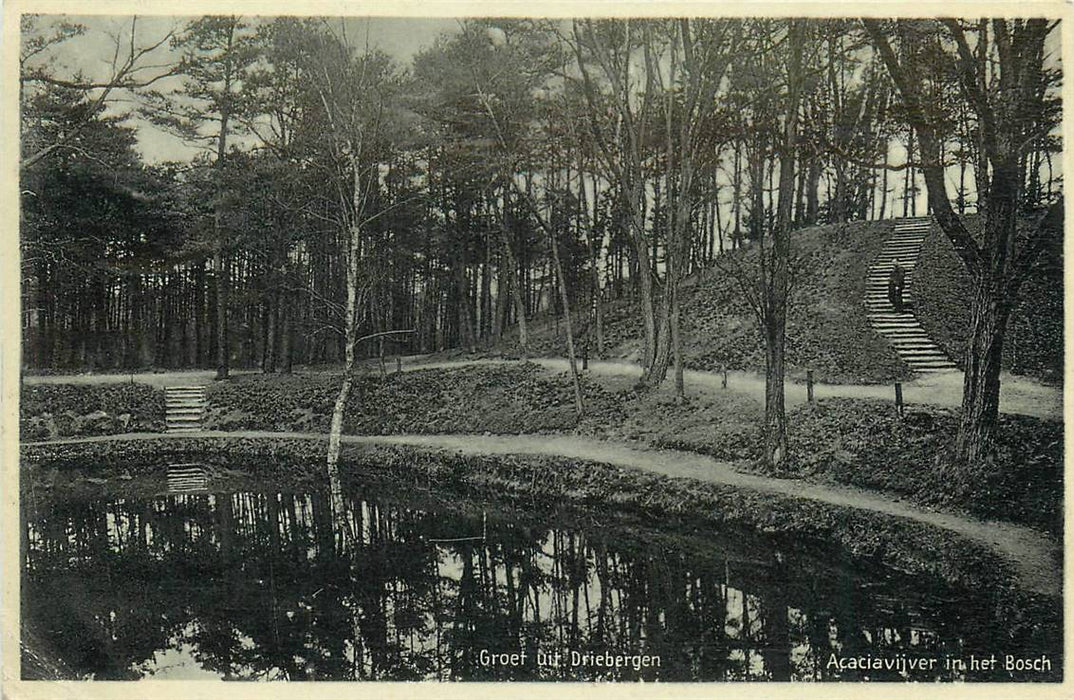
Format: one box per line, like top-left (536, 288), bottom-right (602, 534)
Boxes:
top-left (21, 485), bottom-right (1060, 682)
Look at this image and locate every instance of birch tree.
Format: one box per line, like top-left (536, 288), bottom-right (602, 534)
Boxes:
top-left (301, 27), bottom-right (403, 470)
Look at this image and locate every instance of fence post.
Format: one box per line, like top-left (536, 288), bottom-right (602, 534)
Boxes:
top-left (894, 382), bottom-right (904, 417)
top-left (807, 370), bottom-right (815, 405)
top-left (722, 369), bottom-right (728, 388)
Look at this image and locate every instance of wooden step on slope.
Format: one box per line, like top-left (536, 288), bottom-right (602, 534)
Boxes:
top-left (164, 385), bottom-right (208, 433)
top-left (865, 218), bottom-right (958, 373)
top-left (167, 463), bottom-right (209, 493)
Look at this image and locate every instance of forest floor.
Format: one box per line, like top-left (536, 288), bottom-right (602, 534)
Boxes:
top-left (27, 429), bottom-right (1062, 597)
top-left (492, 216), bottom-right (1063, 385)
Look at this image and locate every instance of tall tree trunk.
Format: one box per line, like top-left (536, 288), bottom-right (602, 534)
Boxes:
top-left (328, 157), bottom-right (364, 473)
top-left (763, 20), bottom-right (804, 471)
top-left (548, 224), bottom-right (585, 417)
top-left (213, 29), bottom-right (235, 381)
top-left (498, 192), bottom-right (529, 356)
top-left (953, 163), bottom-right (1019, 464)
top-left (579, 166), bottom-right (605, 358)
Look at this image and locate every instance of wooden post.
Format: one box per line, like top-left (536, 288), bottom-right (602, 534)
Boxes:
top-left (807, 370), bottom-right (814, 405)
top-left (722, 369), bottom-right (728, 388)
top-left (396, 356), bottom-right (402, 374)
top-left (894, 382), bottom-right (904, 417)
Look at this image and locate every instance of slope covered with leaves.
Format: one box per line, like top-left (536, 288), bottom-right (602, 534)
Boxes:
top-left (914, 213), bottom-right (1063, 385)
top-left (500, 220), bottom-right (911, 384)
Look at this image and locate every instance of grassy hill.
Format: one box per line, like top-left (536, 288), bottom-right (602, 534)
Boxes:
top-left (496, 216), bottom-right (1062, 385)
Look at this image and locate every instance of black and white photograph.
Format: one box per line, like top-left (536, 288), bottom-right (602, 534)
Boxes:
top-left (3, 1), bottom-right (1068, 693)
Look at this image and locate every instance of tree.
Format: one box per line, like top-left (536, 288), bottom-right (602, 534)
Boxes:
top-left (297, 24), bottom-right (405, 470)
top-left (570, 20), bottom-right (667, 387)
top-left (654, 19), bottom-right (741, 397)
top-left (143, 15), bottom-right (262, 379)
top-left (863, 18), bottom-right (1062, 464)
top-left (20, 15), bottom-right (178, 171)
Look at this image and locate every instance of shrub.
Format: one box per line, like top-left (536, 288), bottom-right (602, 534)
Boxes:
top-left (783, 398), bottom-right (1063, 535)
top-left (203, 364), bottom-right (624, 436)
top-left (20, 383), bottom-right (165, 438)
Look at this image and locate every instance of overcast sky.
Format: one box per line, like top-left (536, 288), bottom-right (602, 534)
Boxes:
top-left (25, 15), bottom-right (460, 163)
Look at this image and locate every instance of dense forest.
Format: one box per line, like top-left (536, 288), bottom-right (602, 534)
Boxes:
top-left (20, 16), bottom-right (1062, 467)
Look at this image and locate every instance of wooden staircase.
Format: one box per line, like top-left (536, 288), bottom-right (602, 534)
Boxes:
top-left (167, 463), bottom-right (209, 493)
top-left (865, 218), bottom-right (958, 374)
top-left (164, 385), bottom-right (207, 433)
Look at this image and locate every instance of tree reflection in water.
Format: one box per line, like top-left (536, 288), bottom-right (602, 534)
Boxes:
top-left (22, 472), bottom-right (1060, 682)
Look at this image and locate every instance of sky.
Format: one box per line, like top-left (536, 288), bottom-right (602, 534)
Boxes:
top-left (24, 15), bottom-right (461, 162)
top-left (21, 14), bottom-right (1062, 214)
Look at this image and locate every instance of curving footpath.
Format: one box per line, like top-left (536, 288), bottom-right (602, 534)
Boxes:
top-left (26, 430), bottom-right (1061, 597)
top-left (393, 357), bottom-right (1062, 421)
top-left (22, 356), bottom-right (1062, 421)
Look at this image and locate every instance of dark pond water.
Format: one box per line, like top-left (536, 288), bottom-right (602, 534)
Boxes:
top-left (21, 463), bottom-right (1061, 682)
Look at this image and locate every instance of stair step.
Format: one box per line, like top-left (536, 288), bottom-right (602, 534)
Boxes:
top-left (871, 323), bottom-right (924, 330)
top-left (163, 385), bottom-right (208, 434)
top-left (864, 218), bottom-right (954, 371)
top-left (867, 313), bottom-right (919, 321)
top-left (871, 320), bottom-right (924, 328)
top-left (896, 349), bottom-right (949, 357)
top-left (888, 337), bottom-right (942, 346)
top-left (881, 330), bottom-right (932, 337)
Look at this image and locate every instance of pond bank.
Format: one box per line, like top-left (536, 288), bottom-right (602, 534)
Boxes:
top-left (23, 430), bottom-right (1061, 598)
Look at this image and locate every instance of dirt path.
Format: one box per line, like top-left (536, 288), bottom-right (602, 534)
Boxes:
top-left (22, 355), bottom-right (1060, 420)
top-left (29, 430), bottom-right (1061, 597)
top-left (397, 357), bottom-right (1062, 421)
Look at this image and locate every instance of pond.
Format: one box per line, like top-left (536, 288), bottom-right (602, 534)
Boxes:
top-left (20, 458), bottom-right (1061, 682)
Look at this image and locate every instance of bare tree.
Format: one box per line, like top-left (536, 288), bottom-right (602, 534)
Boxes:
top-left (864, 18), bottom-right (1062, 464)
top-left (20, 15), bottom-right (178, 171)
top-left (302, 27), bottom-right (402, 470)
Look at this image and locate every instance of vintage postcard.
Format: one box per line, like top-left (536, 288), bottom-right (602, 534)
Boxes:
top-left (2, 1), bottom-right (1068, 698)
